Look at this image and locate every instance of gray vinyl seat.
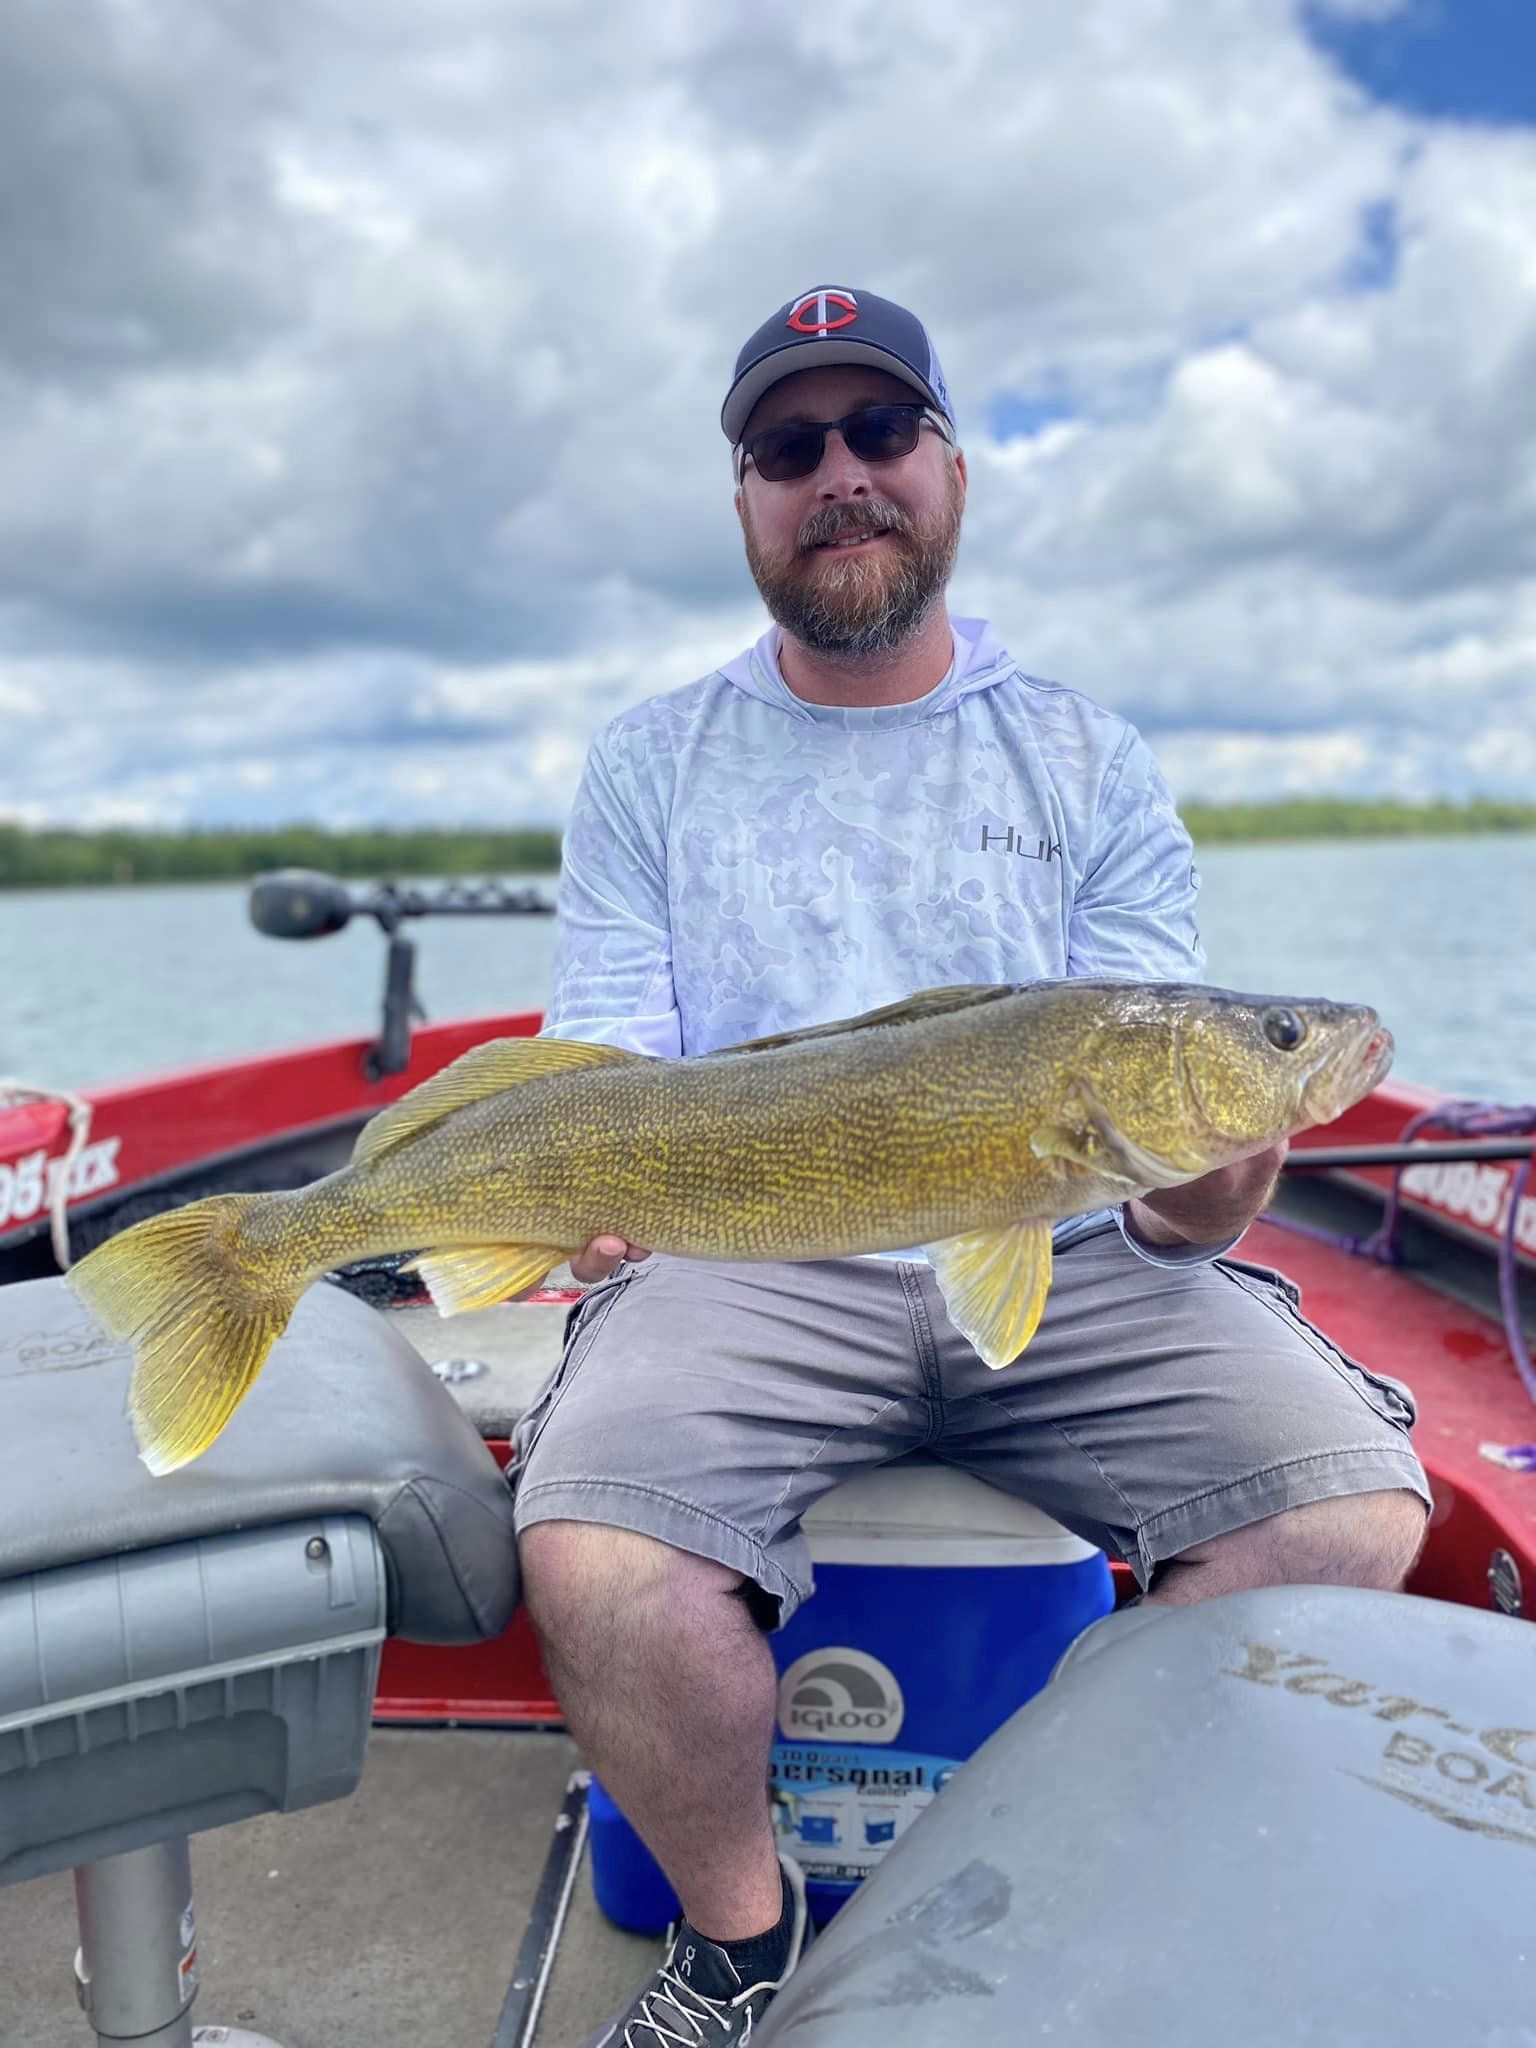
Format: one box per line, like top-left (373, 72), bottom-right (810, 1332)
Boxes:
top-left (0, 1273), bottom-right (520, 2048)
top-left (758, 1582), bottom-right (1534, 2046)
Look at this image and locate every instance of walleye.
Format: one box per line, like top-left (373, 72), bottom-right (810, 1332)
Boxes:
top-left (67, 979), bottom-right (1392, 1475)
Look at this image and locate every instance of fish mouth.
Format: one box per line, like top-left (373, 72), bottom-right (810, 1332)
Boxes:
top-left (1301, 1014), bottom-right (1395, 1126)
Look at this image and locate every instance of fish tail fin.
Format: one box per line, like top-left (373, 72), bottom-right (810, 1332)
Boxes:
top-left (67, 1194), bottom-right (301, 1475)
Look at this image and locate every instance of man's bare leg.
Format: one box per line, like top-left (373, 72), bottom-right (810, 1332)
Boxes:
top-left (1145, 1489), bottom-right (1428, 1607)
top-left (519, 1519), bottom-right (784, 1939)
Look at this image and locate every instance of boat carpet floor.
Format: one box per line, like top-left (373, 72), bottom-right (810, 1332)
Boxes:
top-left (1244, 1214), bottom-right (1536, 1563)
top-left (3, 1726), bottom-right (658, 2048)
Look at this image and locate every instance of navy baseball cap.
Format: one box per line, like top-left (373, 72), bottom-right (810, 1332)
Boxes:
top-left (721, 286), bottom-right (955, 444)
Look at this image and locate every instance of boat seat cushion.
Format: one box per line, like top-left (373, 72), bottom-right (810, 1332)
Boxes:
top-left (759, 1584), bottom-right (1536, 2046)
top-left (0, 1275), bottom-right (518, 1643)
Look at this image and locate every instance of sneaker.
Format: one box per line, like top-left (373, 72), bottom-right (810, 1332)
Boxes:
top-left (587, 1855), bottom-right (811, 2047)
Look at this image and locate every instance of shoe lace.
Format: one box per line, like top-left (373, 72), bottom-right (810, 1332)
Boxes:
top-left (624, 1960), bottom-right (750, 2046)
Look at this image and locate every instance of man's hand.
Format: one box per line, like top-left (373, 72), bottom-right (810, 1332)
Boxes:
top-left (568, 1234), bottom-right (652, 1286)
top-left (1124, 1140), bottom-right (1288, 1251)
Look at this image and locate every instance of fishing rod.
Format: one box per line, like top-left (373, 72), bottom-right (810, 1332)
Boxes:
top-left (1283, 1138), bottom-right (1535, 1170)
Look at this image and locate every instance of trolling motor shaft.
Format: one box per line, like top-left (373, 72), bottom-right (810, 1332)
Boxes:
top-left (248, 868), bottom-right (556, 1079)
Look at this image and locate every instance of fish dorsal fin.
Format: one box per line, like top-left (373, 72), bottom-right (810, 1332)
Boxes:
top-left (926, 1220), bottom-right (1055, 1368)
top-left (354, 1035), bottom-right (640, 1165)
top-left (716, 984), bottom-right (1016, 1058)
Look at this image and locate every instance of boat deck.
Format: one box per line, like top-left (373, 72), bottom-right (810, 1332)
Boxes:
top-left (6, 1197), bottom-right (1535, 2046)
top-left (1242, 1203), bottom-right (1536, 1604)
top-left (6, 1726), bottom-right (660, 2047)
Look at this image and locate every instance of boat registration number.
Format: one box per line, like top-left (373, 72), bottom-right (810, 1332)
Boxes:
top-left (0, 1139), bottom-right (122, 1231)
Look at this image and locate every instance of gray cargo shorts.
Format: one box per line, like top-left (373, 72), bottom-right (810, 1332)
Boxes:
top-left (509, 1223), bottom-right (1430, 1616)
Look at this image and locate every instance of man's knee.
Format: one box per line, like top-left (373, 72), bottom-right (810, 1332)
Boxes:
top-left (519, 1519), bottom-right (744, 1634)
top-left (1268, 1487), bottom-right (1428, 1588)
top-left (1161, 1487), bottom-right (1428, 1598)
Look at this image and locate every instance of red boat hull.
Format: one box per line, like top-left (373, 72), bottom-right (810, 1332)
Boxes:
top-left (5, 1016), bottom-right (1531, 1725)
top-left (6, 1026), bottom-right (1530, 1277)
top-left (0, 1012), bottom-right (542, 1256)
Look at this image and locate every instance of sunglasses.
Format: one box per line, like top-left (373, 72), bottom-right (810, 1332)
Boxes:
top-left (734, 402), bottom-right (953, 484)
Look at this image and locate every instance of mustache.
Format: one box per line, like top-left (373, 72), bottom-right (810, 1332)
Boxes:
top-left (796, 500), bottom-right (915, 554)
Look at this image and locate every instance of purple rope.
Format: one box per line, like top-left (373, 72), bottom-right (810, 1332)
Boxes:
top-left (1372, 1101), bottom-right (1536, 1265)
top-left (1497, 1153), bottom-right (1536, 1407)
top-left (1266, 1099), bottom-right (1536, 1411)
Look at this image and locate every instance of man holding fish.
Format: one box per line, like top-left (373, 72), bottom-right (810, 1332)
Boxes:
top-left (68, 287), bottom-right (1433, 2046)
top-left (515, 289), bottom-right (1430, 2044)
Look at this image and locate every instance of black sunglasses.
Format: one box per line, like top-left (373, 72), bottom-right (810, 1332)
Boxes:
top-left (735, 402), bottom-right (953, 484)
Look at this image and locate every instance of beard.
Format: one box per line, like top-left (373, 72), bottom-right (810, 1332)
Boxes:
top-left (741, 468), bottom-right (964, 658)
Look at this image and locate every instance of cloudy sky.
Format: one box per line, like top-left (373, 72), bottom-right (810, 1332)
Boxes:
top-left (1, 0), bottom-right (1533, 829)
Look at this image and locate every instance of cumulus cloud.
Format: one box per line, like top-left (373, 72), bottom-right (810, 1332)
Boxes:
top-left (0, 0), bottom-right (1531, 824)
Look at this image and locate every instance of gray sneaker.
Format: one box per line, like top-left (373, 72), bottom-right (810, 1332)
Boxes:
top-left (587, 1855), bottom-right (811, 2047)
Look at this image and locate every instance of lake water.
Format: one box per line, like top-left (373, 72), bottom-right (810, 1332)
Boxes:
top-left (1, 835), bottom-right (1533, 1105)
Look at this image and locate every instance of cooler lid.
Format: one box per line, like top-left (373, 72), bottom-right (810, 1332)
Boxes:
top-left (802, 1461), bottom-right (1100, 1566)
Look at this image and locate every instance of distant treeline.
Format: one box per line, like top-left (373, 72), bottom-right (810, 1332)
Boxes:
top-left (1, 801), bottom-right (1534, 887)
top-left (1179, 798), bottom-right (1536, 843)
top-left (0, 823), bottom-right (562, 889)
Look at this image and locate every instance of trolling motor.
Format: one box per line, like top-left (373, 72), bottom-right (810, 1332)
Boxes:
top-left (248, 868), bottom-right (556, 1081)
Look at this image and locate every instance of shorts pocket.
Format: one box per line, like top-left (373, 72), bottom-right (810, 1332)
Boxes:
top-left (1216, 1256), bottom-right (1418, 1432)
top-left (509, 1267), bottom-right (639, 1472)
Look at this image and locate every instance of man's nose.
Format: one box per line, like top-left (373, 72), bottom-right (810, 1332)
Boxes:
top-left (816, 426), bottom-right (874, 498)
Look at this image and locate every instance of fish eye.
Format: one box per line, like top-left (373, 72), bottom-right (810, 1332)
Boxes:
top-left (1261, 1005), bottom-right (1307, 1052)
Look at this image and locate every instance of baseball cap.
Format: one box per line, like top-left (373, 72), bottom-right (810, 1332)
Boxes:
top-left (721, 286), bottom-right (955, 444)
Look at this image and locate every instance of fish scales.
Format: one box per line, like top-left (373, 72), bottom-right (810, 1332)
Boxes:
top-left (372, 1000), bottom-right (1111, 1261)
top-left (66, 978), bottom-right (1394, 1473)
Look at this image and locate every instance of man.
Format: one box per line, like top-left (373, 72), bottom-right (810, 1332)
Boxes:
top-left (515, 287), bottom-right (1429, 2046)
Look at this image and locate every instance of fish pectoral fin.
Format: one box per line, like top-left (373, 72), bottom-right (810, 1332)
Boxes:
top-left (1028, 1119), bottom-right (1151, 1194)
top-left (926, 1221), bottom-right (1054, 1369)
top-left (1030, 1121), bottom-right (1115, 1174)
top-left (1037, 1081), bottom-right (1196, 1192)
top-left (354, 1036), bottom-right (641, 1165)
top-left (1083, 1108), bottom-right (1196, 1190)
top-left (715, 984), bottom-right (1018, 1057)
top-left (403, 1244), bottom-right (572, 1315)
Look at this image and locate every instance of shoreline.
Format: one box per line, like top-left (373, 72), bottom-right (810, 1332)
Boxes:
top-left (2, 809), bottom-right (1535, 888)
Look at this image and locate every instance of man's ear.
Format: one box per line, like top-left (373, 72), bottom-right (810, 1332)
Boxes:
top-left (955, 448), bottom-right (968, 493)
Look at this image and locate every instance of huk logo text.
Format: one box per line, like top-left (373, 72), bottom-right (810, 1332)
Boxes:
top-left (979, 825), bottom-right (1061, 864)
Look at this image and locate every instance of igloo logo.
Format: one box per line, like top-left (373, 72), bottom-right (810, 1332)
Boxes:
top-left (777, 1647), bottom-right (906, 1745)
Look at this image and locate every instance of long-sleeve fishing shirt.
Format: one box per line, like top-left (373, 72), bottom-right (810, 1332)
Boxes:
top-left (543, 614), bottom-right (1232, 1267)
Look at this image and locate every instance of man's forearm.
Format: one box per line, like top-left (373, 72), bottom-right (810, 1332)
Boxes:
top-left (1124, 1142), bottom-right (1288, 1250)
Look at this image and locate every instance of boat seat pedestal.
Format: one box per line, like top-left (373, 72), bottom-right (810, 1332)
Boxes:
top-left (0, 1273), bottom-right (521, 2047)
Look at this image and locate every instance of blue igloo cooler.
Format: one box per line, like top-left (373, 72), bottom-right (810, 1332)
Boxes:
top-left (587, 1457), bottom-right (1113, 1932)
top-left (769, 1458), bottom-right (1113, 1922)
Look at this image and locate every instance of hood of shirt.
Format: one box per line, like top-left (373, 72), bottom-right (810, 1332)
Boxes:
top-left (716, 614), bottom-right (1017, 732)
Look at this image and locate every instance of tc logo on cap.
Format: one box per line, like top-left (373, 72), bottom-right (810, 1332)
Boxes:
top-left (786, 289), bottom-right (859, 337)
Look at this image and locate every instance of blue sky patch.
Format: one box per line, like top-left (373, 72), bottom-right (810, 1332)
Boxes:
top-left (1343, 197), bottom-right (1401, 290)
top-left (987, 390), bottom-right (1078, 442)
top-left (1304, 1), bottom-right (1536, 127)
